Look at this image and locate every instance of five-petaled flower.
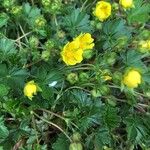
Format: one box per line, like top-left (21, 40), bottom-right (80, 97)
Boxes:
top-left (123, 70), bottom-right (141, 88)
top-left (93, 1), bottom-right (112, 22)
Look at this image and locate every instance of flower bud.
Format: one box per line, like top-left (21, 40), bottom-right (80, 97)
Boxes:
top-left (41, 50), bottom-right (50, 61)
top-left (69, 143), bottom-right (83, 150)
top-left (11, 5), bottom-right (22, 16)
top-left (105, 52), bottom-right (117, 65)
top-left (83, 50), bottom-right (93, 59)
top-left (72, 132), bottom-right (81, 142)
top-left (91, 89), bottom-right (101, 98)
top-left (66, 73), bottom-right (79, 85)
top-left (2, 0), bottom-right (15, 9)
top-left (29, 36), bottom-right (39, 48)
top-left (45, 40), bottom-right (55, 49)
top-left (79, 72), bottom-right (89, 82)
top-left (112, 2), bottom-right (119, 11)
top-left (35, 16), bottom-right (46, 29)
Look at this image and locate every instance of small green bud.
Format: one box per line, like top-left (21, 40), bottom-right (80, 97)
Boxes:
top-left (103, 146), bottom-right (113, 150)
top-left (69, 143), bottom-right (83, 150)
top-left (11, 5), bottom-right (22, 16)
top-left (35, 16), bottom-right (46, 28)
top-left (72, 132), bottom-right (81, 142)
top-left (42, 0), bottom-right (50, 6)
top-left (106, 52), bottom-right (117, 65)
top-left (83, 50), bottom-right (93, 59)
top-left (42, 0), bottom-right (62, 14)
top-left (112, 2), bottom-right (119, 11)
top-left (67, 73), bottom-right (79, 85)
top-left (99, 85), bottom-right (110, 95)
top-left (96, 22), bottom-right (102, 30)
top-left (140, 30), bottom-right (150, 39)
top-left (29, 36), bottom-right (39, 48)
top-left (91, 89), bottom-right (101, 98)
top-left (41, 50), bottom-right (50, 61)
top-left (45, 40), bottom-right (55, 49)
top-left (145, 91), bottom-right (150, 98)
top-left (2, 0), bottom-right (15, 9)
top-left (79, 72), bottom-right (89, 82)
top-left (57, 30), bottom-right (65, 38)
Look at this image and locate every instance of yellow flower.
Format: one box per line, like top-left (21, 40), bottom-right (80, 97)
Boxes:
top-left (123, 70), bottom-right (141, 88)
top-left (119, 0), bottom-right (134, 9)
top-left (24, 81), bottom-right (38, 100)
top-left (93, 1), bottom-right (111, 22)
top-left (74, 33), bottom-right (95, 50)
top-left (61, 40), bottom-right (83, 66)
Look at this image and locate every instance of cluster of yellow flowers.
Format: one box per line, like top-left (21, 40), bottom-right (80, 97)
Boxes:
top-left (61, 33), bottom-right (94, 66)
top-left (139, 40), bottom-right (150, 52)
top-left (23, 69), bottom-right (142, 100)
top-left (23, 0), bottom-right (140, 100)
top-left (93, 0), bottom-right (134, 22)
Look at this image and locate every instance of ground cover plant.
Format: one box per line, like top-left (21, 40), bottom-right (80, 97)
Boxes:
top-left (0, 0), bottom-right (150, 149)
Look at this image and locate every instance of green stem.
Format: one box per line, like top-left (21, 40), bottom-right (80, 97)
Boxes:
top-left (32, 111), bottom-right (72, 142)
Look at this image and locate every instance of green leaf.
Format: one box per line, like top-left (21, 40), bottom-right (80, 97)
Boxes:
top-left (0, 13), bottom-right (9, 28)
top-left (0, 38), bottom-right (16, 59)
top-left (143, 72), bottom-right (150, 84)
top-left (41, 85), bottom-right (54, 101)
top-left (22, 3), bottom-right (41, 26)
top-left (52, 134), bottom-right (69, 150)
top-left (102, 19), bottom-right (131, 50)
top-left (63, 8), bottom-right (92, 37)
top-left (103, 105), bottom-right (120, 129)
top-left (70, 89), bottom-right (92, 107)
top-left (0, 84), bottom-right (9, 97)
top-left (8, 68), bottom-right (29, 87)
top-left (0, 64), bottom-right (8, 78)
top-left (121, 50), bottom-right (146, 70)
top-left (127, 0), bottom-right (150, 24)
top-left (94, 128), bottom-right (111, 149)
top-left (124, 115), bottom-right (148, 144)
top-left (0, 117), bottom-right (9, 140)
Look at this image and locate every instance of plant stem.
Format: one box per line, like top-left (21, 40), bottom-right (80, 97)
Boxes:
top-left (32, 111), bottom-right (72, 142)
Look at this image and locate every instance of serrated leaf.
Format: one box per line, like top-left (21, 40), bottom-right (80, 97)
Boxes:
top-left (0, 117), bottom-right (9, 140)
top-left (94, 128), bottom-right (111, 149)
top-left (63, 8), bottom-right (92, 37)
top-left (0, 13), bottom-right (9, 28)
top-left (0, 38), bottom-right (16, 58)
top-left (102, 19), bottom-right (131, 50)
top-left (22, 3), bottom-right (41, 26)
top-left (127, 0), bottom-right (150, 24)
top-left (124, 115), bottom-right (147, 144)
top-left (8, 68), bottom-right (29, 87)
top-left (70, 89), bottom-right (92, 107)
top-left (52, 134), bottom-right (69, 150)
top-left (121, 50), bottom-right (146, 70)
top-left (103, 105), bottom-right (120, 129)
